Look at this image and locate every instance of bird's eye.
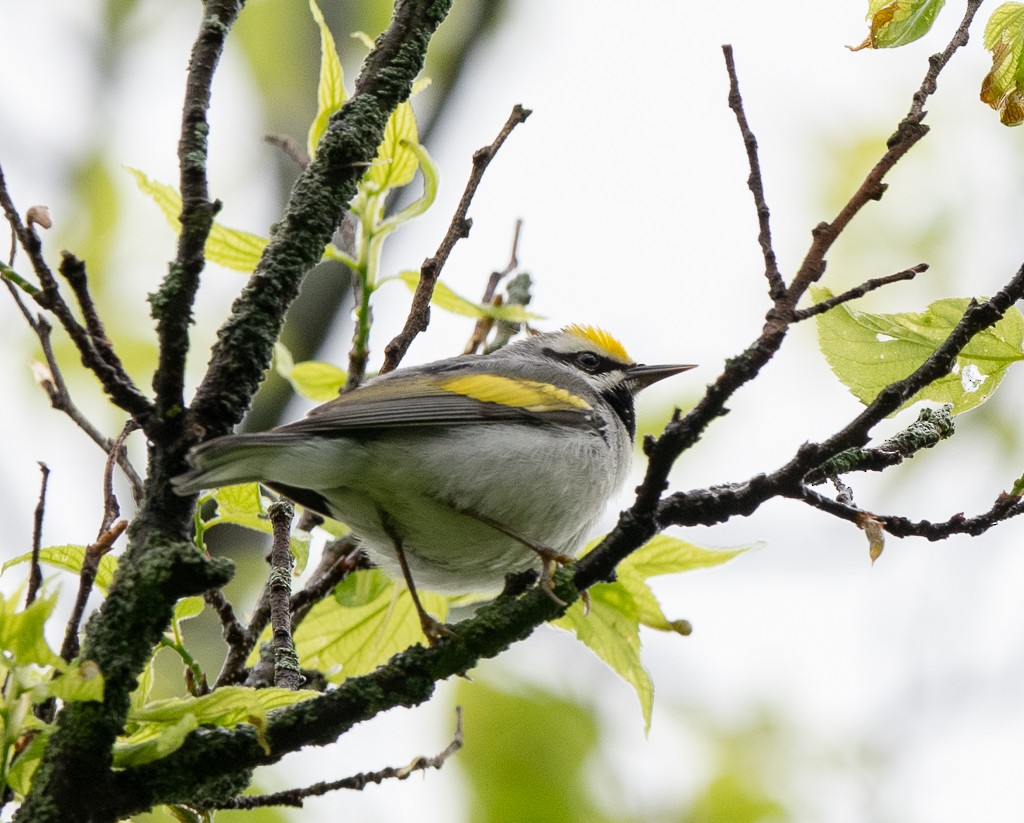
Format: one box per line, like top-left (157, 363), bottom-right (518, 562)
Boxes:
top-left (575, 351), bottom-right (601, 371)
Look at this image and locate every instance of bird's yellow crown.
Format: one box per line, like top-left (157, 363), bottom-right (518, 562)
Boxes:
top-left (562, 324), bottom-right (631, 363)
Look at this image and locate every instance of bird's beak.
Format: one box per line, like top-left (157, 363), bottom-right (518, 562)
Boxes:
top-left (626, 363), bottom-right (696, 392)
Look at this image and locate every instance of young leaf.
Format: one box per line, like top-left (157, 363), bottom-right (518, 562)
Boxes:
top-left (307, 0), bottom-right (347, 159)
top-left (48, 660), bottom-right (105, 703)
top-left (2, 545), bottom-right (118, 593)
top-left (551, 584), bottom-right (655, 733)
top-left (0, 592), bottom-right (63, 668)
top-left (981, 3), bottom-right (1024, 125)
top-left (852, 0), bottom-right (946, 49)
top-left (553, 534), bottom-right (748, 732)
top-left (126, 167), bottom-right (268, 273)
top-left (395, 271), bottom-right (543, 322)
top-left (291, 570), bottom-right (448, 680)
top-left (287, 360), bottom-right (347, 401)
top-left (364, 101), bottom-right (420, 193)
top-left (812, 286), bottom-right (1024, 414)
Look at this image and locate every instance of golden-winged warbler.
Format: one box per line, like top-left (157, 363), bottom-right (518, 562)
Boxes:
top-left (173, 325), bottom-right (693, 640)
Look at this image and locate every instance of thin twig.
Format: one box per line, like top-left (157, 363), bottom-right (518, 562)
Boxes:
top-left (793, 263), bottom-right (928, 321)
top-left (0, 165), bottom-right (152, 423)
top-left (26, 463), bottom-right (50, 608)
top-left (34, 317), bottom-right (145, 501)
top-left (100, 421), bottom-right (137, 533)
top-left (576, 6), bottom-right (994, 587)
top-left (264, 133), bottom-right (310, 168)
top-left (799, 483), bottom-right (1024, 541)
top-left (380, 104), bottom-right (532, 374)
top-left (59, 520), bottom-right (128, 663)
top-left (464, 219), bottom-right (523, 354)
top-left (267, 501), bottom-right (303, 690)
top-left (210, 707), bottom-right (464, 809)
top-left (214, 534), bottom-right (361, 688)
top-left (785, 0), bottom-right (983, 303)
top-left (723, 45), bottom-right (785, 301)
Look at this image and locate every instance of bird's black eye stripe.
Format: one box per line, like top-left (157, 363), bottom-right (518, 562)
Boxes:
top-left (541, 346), bottom-right (625, 374)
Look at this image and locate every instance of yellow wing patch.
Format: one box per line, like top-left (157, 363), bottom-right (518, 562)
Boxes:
top-left (438, 374), bottom-right (592, 412)
top-left (562, 324), bottom-right (631, 363)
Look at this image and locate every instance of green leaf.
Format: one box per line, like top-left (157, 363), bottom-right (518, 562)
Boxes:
top-left (114, 713), bottom-right (200, 768)
top-left (118, 686), bottom-right (319, 766)
top-left (207, 483), bottom-right (268, 534)
top-left (6, 726), bottom-right (51, 795)
top-left (812, 287), bottom-right (1024, 414)
top-left (2, 545), bottom-right (118, 593)
top-left (172, 596), bottom-right (205, 624)
top-left (552, 584), bottom-right (654, 731)
top-left (291, 569), bottom-right (448, 680)
top-left (555, 535), bottom-right (748, 731)
top-left (306, 0), bottom-right (347, 159)
top-left (0, 592), bottom-right (63, 669)
top-left (126, 167), bottom-right (268, 273)
top-left (981, 3), bottom-right (1024, 126)
top-left (364, 101), bottom-right (420, 193)
top-left (395, 271), bottom-right (543, 322)
top-left (47, 659), bottom-right (105, 703)
top-left (287, 360), bottom-right (347, 401)
top-left (854, 0), bottom-right (946, 49)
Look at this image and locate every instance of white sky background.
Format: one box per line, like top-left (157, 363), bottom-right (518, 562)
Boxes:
top-left (4, 1), bottom-right (1024, 821)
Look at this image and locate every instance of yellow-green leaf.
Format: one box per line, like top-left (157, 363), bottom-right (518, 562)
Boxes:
top-left (291, 569), bottom-right (448, 680)
top-left (981, 3), bottom-right (1024, 125)
top-left (126, 167), bottom-right (268, 272)
top-left (2, 545), bottom-right (118, 593)
top-left (48, 659), bottom-right (105, 703)
top-left (0, 591), bottom-right (63, 668)
top-left (552, 584), bottom-right (655, 733)
top-left (6, 727), bottom-right (51, 795)
top-left (114, 713), bottom-right (200, 768)
top-left (173, 596), bottom-right (205, 624)
top-left (853, 0), bottom-right (946, 49)
top-left (207, 483), bottom-right (268, 534)
top-left (307, 0), bottom-right (347, 159)
top-left (812, 287), bottom-right (1024, 414)
top-left (396, 271), bottom-right (543, 322)
top-left (364, 101), bottom-right (420, 193)
top-left (288, 360), bottom-right (347, 401)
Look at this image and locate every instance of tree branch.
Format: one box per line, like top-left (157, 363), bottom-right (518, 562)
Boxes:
top-left (792, 263), bottom-right (928, 321)
top-left (189, 0), bottom-right (455, 438)
top-left (380, 104), bottom-right (531, 373)
top-left (150, 0), bottom-right (243, 434)
top-left (723, 45), bottom-right (785, 301)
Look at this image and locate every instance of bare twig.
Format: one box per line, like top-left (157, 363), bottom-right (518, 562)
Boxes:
top-left (26, 463), bottom-right (50, 608)
top-left (799, 483), bottom-right (1024, 541)
top-left (34, 317), bottom-right (145, 501)
top-left (214, 535), bottom-right (362, 688)
top-left (464, 219), bottom-right (524, 354)
top-left (210, 707), bottom-right (463, 809)
top-left (100, 421), bottom-right (137, 533)
top-left (264, 133), bottom-right (310, 168)
top-left (723, 45), bottom-right (785, 301)
top-left (0, 165), bottom-right (152, 423)
top-left (380, 105), bottom-right (532, 374)
top-left (785, 0), bottom-right (983, 303)
top-left (576, 7), bottom-right (992, 587)
top-left (267, 501), bottom-right (303, 690)
top-left (60, 520), bottom-right (128, 663)
top-left (793, 263), bottom-right (928, 321)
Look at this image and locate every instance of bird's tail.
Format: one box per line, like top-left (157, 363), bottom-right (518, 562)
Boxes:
top-left (171, 433), bottom-right (299, 495)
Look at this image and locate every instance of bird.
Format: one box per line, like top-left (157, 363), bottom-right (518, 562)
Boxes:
top-left (173, 325), bottom-right (694, 641)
